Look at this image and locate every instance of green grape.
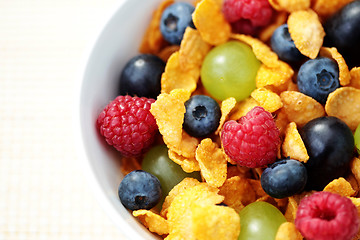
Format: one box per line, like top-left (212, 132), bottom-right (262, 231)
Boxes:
top-left (355, 123), bottom-right (360, 154)
top-left (201, 41), bottom-right (261, 102)
top-left (142, 144), bottom-right (201, 208)
top-left (238, 201), bottom-right (286, 240)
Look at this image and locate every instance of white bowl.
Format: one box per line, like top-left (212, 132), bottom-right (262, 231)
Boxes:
top-left (77, 0), bottom-right (192, 239)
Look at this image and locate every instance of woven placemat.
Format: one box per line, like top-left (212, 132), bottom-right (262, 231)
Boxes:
top-left (0, 0), bottom-right (128, 239)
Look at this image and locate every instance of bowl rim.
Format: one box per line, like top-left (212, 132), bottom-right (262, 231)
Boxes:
top-left (74, 0), bottom-right (159, 239)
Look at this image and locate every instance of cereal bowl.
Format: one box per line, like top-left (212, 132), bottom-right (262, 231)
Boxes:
top-left (77, 0), bottom-right (360, 239)
top-left (76, 0), bottom-right (194, 239)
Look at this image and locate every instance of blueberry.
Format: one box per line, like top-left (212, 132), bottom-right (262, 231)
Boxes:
top-left (160, 2), bottom-right (195, 45)
top-left (299, 116), bottom-right (355, 190)
top-left (261, 159), bottom-right (307, 199)
top-left (324, 0), bottom-right (360, 68)
top-left (118, 170), bottom-right (162, 210)
top-left (270, 24), bottom-right (304, 63)
top-left (119, 54), bottom-right (165, 99)
top-left (183, 95), bottom-right (221, 138)
top-left (297, 57), bottom-right (340, 105)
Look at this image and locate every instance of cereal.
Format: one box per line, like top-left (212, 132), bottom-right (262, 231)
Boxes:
top-left (325, 87), bottom-right (360, 131)
top-left (287, 9), bottom-right (325, 59)
top-left (320, 47), bottom-right (351, 86)
top-left (195, 138), bottom-right (227, 187)
top-left (161, 178), bottom-right (201, 217)
top-left (179, 27), bottom-right (211, 71)
top-left (150, 89), bottom-right (190, 150)
top-left (167, 184), bottom-right (224, 239)
top-left (312, 0), bottom-right (354, 17)
top-left (133, 210), bottom-right (169, 235)
top-left (219, 176), bottom-right (257, 212)
top-left (280, 91), bottom-right (325, 127)
top-left (251, 87), bottom-right (283, 113)
top-left (192, 0), bottom-right (231, 45)
top-left (275, 222), bottom-right (303, 240)
top-left (282, 122), bottom-right (309, 163)
top-left (269, 0), bottom-right (310, 12)
top-left (101, 0), bottom-right (360, 238)
top-left (161, 52), bottom-right (200, 94)
top-left (255, 62), bottom-right (294, 91)
top-left (231, 34), bottom-right (280, 68)
top-left (323, 177), bottom-right (356, 197)
top-left (215, 97), bottom-right (237, 134)
top-left (191, 203), bottom-right (240, 240)
top-left (139, 0), bottom-right (173, 54)
top-left (168, 149), bottom-right (200, 173)
top-left (350, 67), bottom-right (360, 89)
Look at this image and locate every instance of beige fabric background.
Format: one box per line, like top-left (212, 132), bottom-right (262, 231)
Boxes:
top-left (0, 0), bottom-right (128, 239)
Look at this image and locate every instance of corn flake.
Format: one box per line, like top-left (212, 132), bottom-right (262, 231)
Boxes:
top-left (168, 149), bottom-right (200, 173)
top-left (312, 0), bottom-right (354, 18)
top-left (179, 27), bottom-right (211, 71)
top-left (195, 138), bottom-right (227, 187)
top-left (282, 122), bottom-right (309, 163)
top-left (167, 184), bottom-right (224, 239)
top-left (351, 158), bottom-right (360, 187)
top-left (161, 178), bottom-right (201, 218)
top-left (288, 10), bottom-right (325, 59)
top-left (192, 0), bottom-right (231, 45)
top-left (139, 0), bottom-right (173, 54)
top-left (191, 203), bottom-right (240, 240)
top-left (158, 45), bottom-right (181, 62)
top-left (325, 87), bottom-right (360, 131)
top-left (269, 0), bottom-right (310, 12)
top-left (323, 177), bottom-right (356, 197)
top-left (161, 51), bottom-right (200, 94)
top-left (219, 176), bottom-right (257, 212)
top-left (256, 62), bottom-right (294, 90)
top-left (231, 34), bottom-right (280, 68)
top-left (275, 222), bottom-right (303, 240)
top-left (320, 47), bottom-right (351, 86)
top-left (251, 87), bottom-right (283, 113)
top-left (216, 97), bottom-right (237, 134)
top-left (350, 67), bottom-right (360, 89)
top-left (259, 11), bottom-right (288, 43)
top-left (280, 91), bottom-right (325, 127)
top-left (285, 196), bottom-right (298, 223)
top-left (275, 109), bottom-right (290, 137)
top-left (133, 210), bottom-right (169, 235)
top-left (229, 97), bottom-right (259, 120)
top-left (151, 89), bottom-right (190, 150)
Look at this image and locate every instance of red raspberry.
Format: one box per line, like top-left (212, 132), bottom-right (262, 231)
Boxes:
top-left (221, 106), bottom-right (280, 168)
top-left (97, 95), bottom-right (158, 157)
top-left (295, 191), bottom-right (360, 240)
top-left (223, 0), bottom-right (273, 34)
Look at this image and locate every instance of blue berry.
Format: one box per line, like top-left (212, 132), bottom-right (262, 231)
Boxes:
top-left (297, 57), bottom-right (340, 105)
top-left (183, 95), bottom-right (221, 138)
top-left (119, 54), bottom-right (165, 99)
top-left (261, 159), bottom-right (307, 199)
top-left (160, 2), bottom-right (195, 45)
top-left (118, 170), bottom-right (162, 210)
top-left (270, 24), bottom-right (304, 63)
top-left (324, 0), bottom-right (360, 68)
top-left (299, 116), bottom-right (355, 190)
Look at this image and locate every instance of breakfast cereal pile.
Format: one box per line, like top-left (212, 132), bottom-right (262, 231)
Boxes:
top-left (96, 0), bottom-right (360, 239)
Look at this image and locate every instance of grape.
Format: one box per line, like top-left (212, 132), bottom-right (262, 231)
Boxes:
top-left (141, 145), bottom-right (201, 207)
top-left (238, 201), bottom-right (286, 240)
top-left (201, 41), bottom-right (261, 101)
top-left (355, 123), bottom-right (360, 154)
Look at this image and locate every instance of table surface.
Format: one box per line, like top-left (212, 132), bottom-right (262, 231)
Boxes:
top-left (0, 0), bottom-right (129, 239)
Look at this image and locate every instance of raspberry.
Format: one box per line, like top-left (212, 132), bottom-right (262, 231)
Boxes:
top-left (295, 192), bottom-right (360, 240)
top-left (221, 106), bottom-right (280, 168)
top-left (97, 95), bottom-right (158, 157)
top-left (222, 0), bottom-right (273, 35)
